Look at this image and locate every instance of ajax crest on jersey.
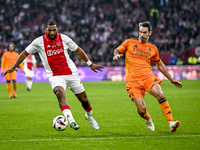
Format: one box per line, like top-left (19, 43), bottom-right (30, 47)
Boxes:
top-left (52, 115), bottom-right (68, 131)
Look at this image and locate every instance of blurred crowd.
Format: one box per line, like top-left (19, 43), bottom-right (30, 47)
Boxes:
top-left (0, 0), bottom-right (200, 66)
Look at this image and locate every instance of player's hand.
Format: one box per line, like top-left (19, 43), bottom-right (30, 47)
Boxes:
top-left (171, 79), bottom-right (183, 88)
top-left (113, 54), bottom-right (123, 60)
top-left (90, 64), bottom-right (104, 73)
top-left (3, 68), bottom-right (15, 77)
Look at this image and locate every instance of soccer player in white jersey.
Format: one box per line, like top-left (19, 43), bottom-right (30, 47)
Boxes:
top-left (4, 19), bottom-right (104, 130)
top-left (23, 54), bottom-right (37, 91)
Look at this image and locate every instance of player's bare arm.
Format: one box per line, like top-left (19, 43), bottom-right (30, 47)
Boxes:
top-left (3, 50), bottom-right (29, 76)
top-left (75, 47), bottom-right (104, 73)
top-left (113, 49), bottom-right (123, 60)
top-left (155, 61), bottom-right (183, 88)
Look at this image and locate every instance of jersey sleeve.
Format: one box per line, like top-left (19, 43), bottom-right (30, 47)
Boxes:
top-left (151, 46), bottom-right (161, 63)
top-left (62, 34), bottom-right (78, 51)
top-left (117, 39), bottom-right (129, 54)
top-left (25, 38), bottom-right (40, 54)
top-left (1, 54), bottom-right (5, 72)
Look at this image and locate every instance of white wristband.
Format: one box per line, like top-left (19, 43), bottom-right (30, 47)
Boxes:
top-left (86, 60), bottom-right (92, 66)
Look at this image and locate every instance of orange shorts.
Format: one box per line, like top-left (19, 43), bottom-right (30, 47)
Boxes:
top-left (4, 72), bottom-right (16, 81)
top-left (126, 75), bottom-right (162, 100)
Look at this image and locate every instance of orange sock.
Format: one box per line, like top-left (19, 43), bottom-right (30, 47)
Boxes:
top-left (6, 82), bottom-right (12, 96)
top-left (138, 109), bottom-right (151, 120)
top-left (13, 82), bottom-right (17, 93)
top-left (143, 111), bottom-right (151, 120)
top-left (158, 97), bottom-right (173, 125)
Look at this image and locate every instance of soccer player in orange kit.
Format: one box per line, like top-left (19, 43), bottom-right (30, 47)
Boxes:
top-left (1, 42), bottom-right (24, 98)
top-left (113, 21), bottom-right (183, 132)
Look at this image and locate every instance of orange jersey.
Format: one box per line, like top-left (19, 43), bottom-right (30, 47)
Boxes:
top-left (1, 51), bottom-right (24, 73)
top-left (117, 38), bottom-right (161, 81)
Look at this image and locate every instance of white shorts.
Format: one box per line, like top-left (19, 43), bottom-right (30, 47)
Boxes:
top-left (25, 69), bottom-right (34, 78)
top-left (49, 74), bottom-right (85, 94)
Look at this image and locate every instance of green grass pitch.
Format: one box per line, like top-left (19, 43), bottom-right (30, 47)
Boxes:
top-left (0, 80), bottom-right (199, 150)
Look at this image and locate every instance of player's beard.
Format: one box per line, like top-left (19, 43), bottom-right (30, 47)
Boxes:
top-left (47, 33), bottom-right (57, 40)
top-left (140, 36), bottom-right (149, 43)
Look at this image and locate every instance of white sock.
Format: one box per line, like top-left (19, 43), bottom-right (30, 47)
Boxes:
top-left (62, 108), bottom-right (75, 124)
top-left (26, 80), bottom-right (28, 88)
top-left (86, 110), bottom-right (93, 119)
top-left (29, 80), bottom-right (32, 89)
top-left (26, 80), bottom-right (32, 89)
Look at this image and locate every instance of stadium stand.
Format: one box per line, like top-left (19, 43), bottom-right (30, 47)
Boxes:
top-left (0, 0), bottom-right (200, 66)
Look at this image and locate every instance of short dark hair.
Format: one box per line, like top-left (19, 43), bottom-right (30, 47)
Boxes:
top-left (139, 21), bottom-right (152, 32)
top-left (46, 19), bottom-right (57, 27)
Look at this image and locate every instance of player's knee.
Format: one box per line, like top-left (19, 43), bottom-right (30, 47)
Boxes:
top-left (76, 92), bottom-right (88, 102)
top-left (78, 95), bottom-right (88, 102)
top-left (53, 88), bottom-right (64, 98)
top-left (138, 107), bottom-right (146, 115)
top-left (158, 93), bottom-right (164, 100)
top-left (155, 92), bottom-right (164, 100)
top-left (54, 90), bottom-right (59, 96)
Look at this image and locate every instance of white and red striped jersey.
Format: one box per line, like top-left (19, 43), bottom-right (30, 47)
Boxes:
top-left (23, 54), bottom-right (37, 71)
top-left (25, 33), bottom-right (78, 78)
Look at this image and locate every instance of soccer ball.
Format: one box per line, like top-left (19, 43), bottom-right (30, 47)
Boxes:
top-left (52, 115), bottom-right (68, 131)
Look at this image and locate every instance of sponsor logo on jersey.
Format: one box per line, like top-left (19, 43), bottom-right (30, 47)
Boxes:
top-left (56, 42), bottom-right (61, 46)
top-left (47, 48), bottom-right (64, 56)
top-left (148, 47), bottom-right (152, 51)
top-left (133, 44), bottom-right (138, 48)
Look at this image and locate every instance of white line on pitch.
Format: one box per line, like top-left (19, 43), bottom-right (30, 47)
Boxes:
top-left (0, 135), bottom-right (199, 143)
